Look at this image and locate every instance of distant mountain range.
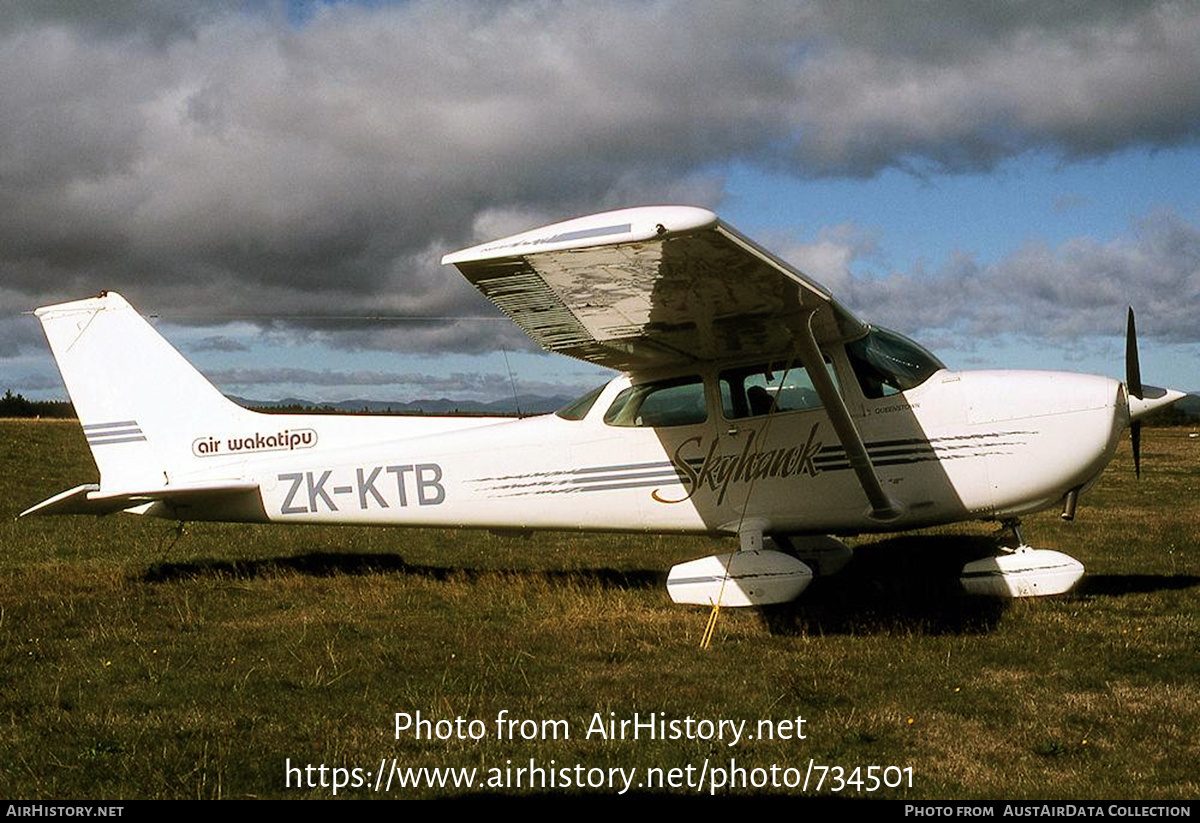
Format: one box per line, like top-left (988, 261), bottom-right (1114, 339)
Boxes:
top-left (227, 394), bottom-right (574, 416)
top-left (232, 391), bottom-right (1200, 422)
top-left (5, 389), bottom-right (1199, 422)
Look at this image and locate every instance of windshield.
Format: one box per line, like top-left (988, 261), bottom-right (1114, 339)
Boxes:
top-left (846, 327), bottom-right (945, 399)
top-left (554, 383), bottom-right (607, 420)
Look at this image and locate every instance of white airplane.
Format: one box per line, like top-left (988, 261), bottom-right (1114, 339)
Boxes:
top-left (21, 206), bottom-right (1187, 605)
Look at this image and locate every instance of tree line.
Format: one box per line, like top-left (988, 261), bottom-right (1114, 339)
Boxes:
top-left (0, 390), bottom-right (75, 418)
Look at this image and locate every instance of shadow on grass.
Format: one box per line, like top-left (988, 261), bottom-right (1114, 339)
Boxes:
top-left (1075, 573), bottom-right (1200, 596)
top-left (141, 536), bottom-right (1012, 636)
top-left (761, 534), bottom-right (1011, 637)
top-left (139, 536), bottom-right (1198, 635)
top-left (762, 535), bottom-right (1200, 635)
top-left (141, 551), bottom-right (664, 592)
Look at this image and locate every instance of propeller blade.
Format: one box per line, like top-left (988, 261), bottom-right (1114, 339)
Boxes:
top-left (1131, 420), bottom-right (1141, 479)
top-left (1126, 306), bottom-right (1143, 401)
top-left (1126, 307), bottom-right (1143, 478)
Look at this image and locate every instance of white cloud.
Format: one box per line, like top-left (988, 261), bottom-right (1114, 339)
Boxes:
top-left (823, 209), bottom-right (1200, 344)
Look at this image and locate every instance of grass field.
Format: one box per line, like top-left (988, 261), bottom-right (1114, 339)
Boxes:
top-left (2, 419), bottom-right (1197, 799)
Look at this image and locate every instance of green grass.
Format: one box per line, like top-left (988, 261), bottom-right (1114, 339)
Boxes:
top-left (1, 420), bottom-right (1197, 798)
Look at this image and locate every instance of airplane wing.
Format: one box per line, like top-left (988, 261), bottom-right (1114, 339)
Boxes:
top-left (444, 206), bottom-right (901, 520)
top-left (442, 206), bottom-right (868, 371)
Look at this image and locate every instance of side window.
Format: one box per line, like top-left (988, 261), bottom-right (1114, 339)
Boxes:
top-left (720, 360), bottom-right (837, 419)
top-left (603, 376), bottom-right (707, 428)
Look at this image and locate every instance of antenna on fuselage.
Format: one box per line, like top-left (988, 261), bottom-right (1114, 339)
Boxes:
top-left (501, 346), bottom-right (523, 418)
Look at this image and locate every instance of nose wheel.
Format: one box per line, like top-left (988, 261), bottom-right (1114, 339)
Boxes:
top-left (961, 518), bottom-right (1084, 597)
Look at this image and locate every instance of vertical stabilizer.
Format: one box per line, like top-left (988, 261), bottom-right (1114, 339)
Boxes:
top-left (35, 292), bottom-right (253, 491)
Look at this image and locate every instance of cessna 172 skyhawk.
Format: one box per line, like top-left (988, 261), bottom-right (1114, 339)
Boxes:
top-left (21, 206), bottom-right (1186, 605)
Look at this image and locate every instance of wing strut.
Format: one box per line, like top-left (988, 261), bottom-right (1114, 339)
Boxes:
top-left (794, 310), bottom-right (903, 522)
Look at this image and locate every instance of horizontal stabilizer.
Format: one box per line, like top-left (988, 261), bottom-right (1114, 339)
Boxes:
top-left (21, 481), bottom-right (262, 520)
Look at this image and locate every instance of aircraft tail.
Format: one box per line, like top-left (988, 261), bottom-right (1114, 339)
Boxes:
top-left (32, 292), bottom-right (254, 493)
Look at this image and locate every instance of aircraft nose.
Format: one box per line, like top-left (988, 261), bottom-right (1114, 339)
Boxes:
top-left (1127, 385), bottom-right (1189, 421)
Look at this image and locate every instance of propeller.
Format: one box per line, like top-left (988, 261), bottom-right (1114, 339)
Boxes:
top-left (1126, 306), bottom-right (1143, 478)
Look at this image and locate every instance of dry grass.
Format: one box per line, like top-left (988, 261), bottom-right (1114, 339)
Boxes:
top-left (1, 423), bottom-right (1197, 798)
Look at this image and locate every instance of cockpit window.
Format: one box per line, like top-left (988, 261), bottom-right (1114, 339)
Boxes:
top-left (603, 376), bottom-right (707, 428)
top-left (719, 360), bottom-right (837, 419)
top-left (846, 327), bottom-right (945, 399)
top-left (555, 383), bottom-right (607, 421)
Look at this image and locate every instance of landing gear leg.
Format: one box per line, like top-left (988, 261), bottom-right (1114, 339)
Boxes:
top-left (998, 518), bottom-right (1028, 551)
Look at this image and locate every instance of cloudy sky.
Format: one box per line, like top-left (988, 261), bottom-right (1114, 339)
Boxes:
top-left (3, 0), bottom-right (1198, 403)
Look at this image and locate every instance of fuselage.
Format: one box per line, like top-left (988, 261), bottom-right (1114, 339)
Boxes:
top-left (163, 356), bottom-right (1130, 539)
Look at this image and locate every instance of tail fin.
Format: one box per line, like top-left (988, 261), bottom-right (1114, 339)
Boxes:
top-left (34, 292), bottom-right (254, 491)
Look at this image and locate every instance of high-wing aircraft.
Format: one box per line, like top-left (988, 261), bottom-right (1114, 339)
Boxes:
top-left (21, 206), bottom-right (1187, 605)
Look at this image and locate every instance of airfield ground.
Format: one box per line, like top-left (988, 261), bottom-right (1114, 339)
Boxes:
top-left (1, 419), bottom-right (1197, 799)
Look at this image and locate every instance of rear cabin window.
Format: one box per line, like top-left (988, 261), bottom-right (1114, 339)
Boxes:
top-left (603, 376), bottom-right (707, 428)
top-left (719, 360), bottom-right (838, 419)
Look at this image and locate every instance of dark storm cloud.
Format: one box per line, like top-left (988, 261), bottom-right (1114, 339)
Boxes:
top-left (0, 1), bottom-right (246, 40)
top-left (793, 1), bottom-right (1200, 173)
top-left (2, 0), bottom-right (1199, 370)
top-left (0, 314), bottom-right (38, 359)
